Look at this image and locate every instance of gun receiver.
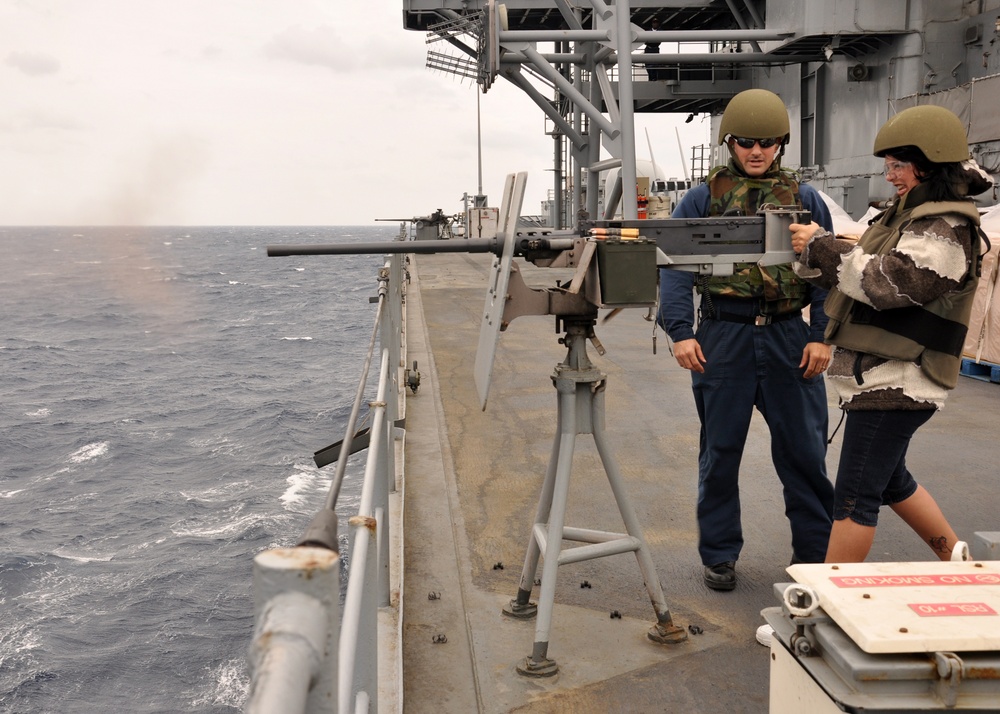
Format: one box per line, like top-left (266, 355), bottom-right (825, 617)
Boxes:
top-left (587, 205), bottom-right (810, 276)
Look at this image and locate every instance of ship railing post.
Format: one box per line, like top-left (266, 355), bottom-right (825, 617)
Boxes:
top-left (337, 345), bottom-right (392, 710)
top-left (247, 547), bottom-right (340, 714)
top-left (381, 254), bottom-right (404, 496)
top-left (374, 351), bottom-right (392, 608)
top-left (370, 348), bottom-right (392, 608)
top-left (375, 258), bottom-right (400, 609)
top-left (340, 515), bottom-right (379, 713)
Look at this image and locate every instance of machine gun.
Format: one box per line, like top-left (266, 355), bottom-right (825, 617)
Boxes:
top-left (267, 171), bottom-right (811, 675)
top-left (267, 172), bottom-right (808, 409)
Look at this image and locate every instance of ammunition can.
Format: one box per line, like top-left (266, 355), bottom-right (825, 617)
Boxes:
top-left (595, 238), bottom-right (657, 306)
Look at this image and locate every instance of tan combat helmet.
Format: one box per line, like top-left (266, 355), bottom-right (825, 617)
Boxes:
top-left (873, 105), bottom-right (971, 162)
top-left (718, 89), bottom-right (791, 145)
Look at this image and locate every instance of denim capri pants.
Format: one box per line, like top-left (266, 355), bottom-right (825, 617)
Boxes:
top-left (834, 409), bottom-right (935, 527)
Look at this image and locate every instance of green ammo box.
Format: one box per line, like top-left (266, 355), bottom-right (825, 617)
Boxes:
top-left (594, 238), bottom-right (657, 306)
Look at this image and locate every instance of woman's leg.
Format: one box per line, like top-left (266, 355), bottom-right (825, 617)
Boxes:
top-left (825, 518), bottom-right (876, 563)
top-left (889, 485), bottom-right (959, 560)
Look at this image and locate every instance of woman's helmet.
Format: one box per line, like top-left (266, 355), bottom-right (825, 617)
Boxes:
top-left (717, 89), bottom-right (790, 145)
top-left (873, 105), bottom-right (970, 162)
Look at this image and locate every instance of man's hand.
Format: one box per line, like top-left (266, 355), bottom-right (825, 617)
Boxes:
top-left (800, 341), bottom-right (832, 379)
top-left (673, 338), bottom-right (707, 373)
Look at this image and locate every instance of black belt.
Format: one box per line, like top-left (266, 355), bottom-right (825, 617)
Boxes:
top-left (710, 310), bottom-right (800, 326)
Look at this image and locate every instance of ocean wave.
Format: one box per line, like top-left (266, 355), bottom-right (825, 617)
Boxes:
top-left (0, 624), bottom-right (43, 696)
top-left (68, 442), bottom-right (109, 464)
top-left (170, 503), bottom-right (289, 541)
top-left (280, 465), bottom-right (332, 511)
top-left (179, 480), bottom-right (253, 503)
top-left (187, 658), bottom-right (248, 710)
top-left (171, 513), bottom-right (269, 539)
top-left (26, 408), bottom-right (50, 417)
top-left (187, 434), bottom-right (242, 459)
top-left (1, 490), bottom-right (24, 499)
top-left (15, 570), bottom-right (135, 620)
top-left (49, 550), bottom-right (114, 564)
top-left (280, 336), bottom-right (313, 341)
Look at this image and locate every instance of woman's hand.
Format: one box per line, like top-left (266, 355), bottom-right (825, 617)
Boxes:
top-left (789, 221), bottom-right (822, 254)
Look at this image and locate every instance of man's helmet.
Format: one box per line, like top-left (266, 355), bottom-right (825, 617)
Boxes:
top-left (717, 89), bottom-right (790, 145)
top-left (873, 105), bottom-right (970, 162)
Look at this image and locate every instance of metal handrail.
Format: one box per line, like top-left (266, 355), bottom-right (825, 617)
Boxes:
top-left (339, 345), bottom-right (391, 713)
top-left (247, 253), bottom-right (408, 714)
top-left (326, 269), bottom-right (390, 512)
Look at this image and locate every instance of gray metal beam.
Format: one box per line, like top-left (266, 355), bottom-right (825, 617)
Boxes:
top-left (502, 52), bottom-right (823, 65)
top-left (723, 0), bottom-right (763, 53)
top-left (499, 29), bottom-right (793, 42)
top-left (615, 0), bottom-right (638, 220)
top-left (519, 44), bottom-right (619, 138)
top-left (554, 0), bottom-right (584, 30)
top-left (405, 0), bottom-right (730, 9)
top-left (503, 69), bottom-right (587, 149)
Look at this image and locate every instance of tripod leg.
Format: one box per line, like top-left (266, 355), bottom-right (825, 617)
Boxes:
top-left (504, 397), bottom-right (563, 617)
top-left (517, 382), bottom-right (578, 676)
top-left (591, 386), bottom-right (687, 644)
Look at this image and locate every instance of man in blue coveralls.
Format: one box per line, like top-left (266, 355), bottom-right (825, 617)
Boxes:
top-left (659, 89), bottom-right (835, 591)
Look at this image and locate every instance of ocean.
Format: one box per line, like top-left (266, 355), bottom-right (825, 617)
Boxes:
top-left (0, 225), bottom-right (398, 712)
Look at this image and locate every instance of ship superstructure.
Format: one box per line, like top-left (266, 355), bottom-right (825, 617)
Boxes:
top-left (405, 0), bottom-right (1000, 225)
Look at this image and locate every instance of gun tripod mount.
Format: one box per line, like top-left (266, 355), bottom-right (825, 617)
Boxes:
top-left (502, 313), bottom-right (687, 678)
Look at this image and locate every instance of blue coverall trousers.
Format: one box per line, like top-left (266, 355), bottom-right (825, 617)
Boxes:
top-left (692, 314), bottom-right (834, 566)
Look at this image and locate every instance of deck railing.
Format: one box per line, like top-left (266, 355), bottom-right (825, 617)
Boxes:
top-left (246, 249), bottom-right (408, 714)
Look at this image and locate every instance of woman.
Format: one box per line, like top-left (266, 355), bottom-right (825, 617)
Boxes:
top-left (789, 105), bottom-right (993, 563)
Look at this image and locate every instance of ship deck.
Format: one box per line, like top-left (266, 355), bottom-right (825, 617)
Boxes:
top-left (396, 250), bottom-right (1000, 713)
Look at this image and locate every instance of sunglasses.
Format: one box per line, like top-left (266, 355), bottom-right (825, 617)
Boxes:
top-left (731, 137), bottom-right (781, 149)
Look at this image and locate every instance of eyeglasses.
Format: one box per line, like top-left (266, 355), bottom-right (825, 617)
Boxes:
top-left (731, 136), bottom-right (781, 149)
top-left (882, 161), bottom-right (912, 176)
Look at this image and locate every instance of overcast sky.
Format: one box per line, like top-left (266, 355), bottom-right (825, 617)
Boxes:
top-left (1, 1), bottom-right (711, 226)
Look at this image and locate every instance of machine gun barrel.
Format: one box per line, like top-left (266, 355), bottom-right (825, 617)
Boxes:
top-left (267, 238), bottom-right (501, 257)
